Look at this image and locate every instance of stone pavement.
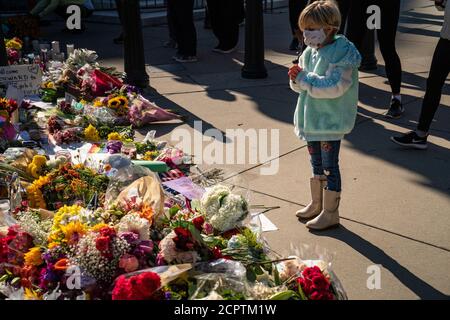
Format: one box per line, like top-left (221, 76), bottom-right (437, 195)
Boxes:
top-left (40, 0), bottom-right (450, 299)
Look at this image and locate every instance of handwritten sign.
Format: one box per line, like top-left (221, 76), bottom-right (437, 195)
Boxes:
top-left (0, 64), bottom-right (43, 96)
top-left (162, 177), bottom-right (206, 200)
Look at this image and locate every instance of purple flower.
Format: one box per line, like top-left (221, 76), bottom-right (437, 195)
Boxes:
top-left (156, 253), bottom-right (166, 266)
top-left (119, 231), bottom-right (139, 244)
top-left (165, 291), bottom-right (172, 300)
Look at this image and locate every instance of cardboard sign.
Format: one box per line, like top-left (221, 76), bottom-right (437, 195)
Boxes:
top-left (0, 64), bottom-right (43, 96)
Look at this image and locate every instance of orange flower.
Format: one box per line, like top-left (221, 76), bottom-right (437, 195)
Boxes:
top-left (54, 258), bottom-right (69, 271)
top-left (139, 204), bottom-right (154, 223)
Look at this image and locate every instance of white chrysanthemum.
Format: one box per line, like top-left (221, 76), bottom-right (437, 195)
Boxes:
top-left (201, 185), bottom-right (248, 232)
top-left (117, 213), bottom-right (150, 240)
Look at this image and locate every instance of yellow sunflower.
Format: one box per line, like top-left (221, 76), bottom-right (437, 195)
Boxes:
top-left (24, 247), bottom-right (44, 266)
top-left (60, 221), bottom-right (87, 244)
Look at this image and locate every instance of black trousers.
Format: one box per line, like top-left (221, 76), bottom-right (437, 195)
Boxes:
top-left (288, 0), bottom-right (309, 35)
top-left (417, 38), bottom-right (450, 132)
top-left (347, 0), bottom-right (402, 94)
top-left (206, 0), bottom-right (244, 50)
top-left (167, 0), bottom-right (197, 56)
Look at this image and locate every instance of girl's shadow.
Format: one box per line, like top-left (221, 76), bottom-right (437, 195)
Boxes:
top-left (310, 225), bottom-right (449, 300)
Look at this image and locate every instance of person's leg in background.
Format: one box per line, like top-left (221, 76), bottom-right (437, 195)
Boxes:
top-left (164, 1), bottom-right (178, 48)
top-left (345, 0), bottom-right (368, 53)
top-left (171, 0), bottom-right (197, 62)
top-left (377, 0), bottom-right (404, 119)
top-left (336, 0), bottom-right (351, 34)
top-left (391, 38), bottom-right (450, 149)
top-left (306, 141), bottom-right (342, 230)
top-left (289, 0), bottom-right (308, 51)
top-left (113, 0), bottom-right (124, 44)
top-left (206, 0), bottom-right (224, 49)
top-left (219, 0), bottom-right (241, 51)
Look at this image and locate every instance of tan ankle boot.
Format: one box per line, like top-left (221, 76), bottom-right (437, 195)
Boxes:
top-left (296, 178), bottom-right (327, 219)
top-left (306, 189), bottom-right (340, 230)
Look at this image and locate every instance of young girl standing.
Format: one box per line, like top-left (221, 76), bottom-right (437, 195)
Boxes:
top-left (288, 0), bottom-right (361, 230)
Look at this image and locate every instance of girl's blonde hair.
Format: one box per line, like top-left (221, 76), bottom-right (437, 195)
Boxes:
top-left (299, 0), bottom-right (341, 31)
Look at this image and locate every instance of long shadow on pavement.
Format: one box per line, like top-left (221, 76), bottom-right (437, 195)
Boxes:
top-left (310, 226), bottom-right (450, 300)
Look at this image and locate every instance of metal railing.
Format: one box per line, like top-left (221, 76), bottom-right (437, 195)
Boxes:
top-left (0, 0), bottom-right (277, 14)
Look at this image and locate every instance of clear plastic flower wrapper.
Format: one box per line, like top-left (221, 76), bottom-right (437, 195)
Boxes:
top-left (271, 244), bottom-right (348, 300)
top-left (104, 161), bottom-right (165, 219)
top-left (196, 174), bottom-right (251, 233)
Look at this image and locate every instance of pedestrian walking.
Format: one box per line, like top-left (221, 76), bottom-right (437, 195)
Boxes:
top-left (391, 0), bottom-right (450, 149)
top-left (288, 0), bottom-right (309, 51)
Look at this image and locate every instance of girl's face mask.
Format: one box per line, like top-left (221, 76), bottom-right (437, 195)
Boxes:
top-left (303, 28), bottom-right (328, 49)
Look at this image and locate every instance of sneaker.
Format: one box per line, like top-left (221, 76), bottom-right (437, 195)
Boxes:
top-left (289, 38), bottom-right (299, 51)
top-left (386, 98), bottom-right (404, 119)
top-left (172, 54), bottom-right (198, 63)
top-left (390, 131), bottom-right (428, 150)
top-left (212, 46), bottom-right (237, 54)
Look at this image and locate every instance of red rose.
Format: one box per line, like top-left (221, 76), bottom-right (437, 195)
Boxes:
top-left (99, 226), bottom-right (116, 238)
top-left (297, 277), bottom-right (312, 296)
top-left (302, 266), bottom-right (322, 279)
top-left (95, 236), bottom-right (110, 252)
top-left (192, 216), bottom-right (205, 231)
top-left (112, 276), bottom-right (132, 300)
top-left (310, 290), bottom-right (334, 300)
top-left (311, 274), bottom-right (330, 291)
top-left (135, 272), bottom-right (161, 297)
top-left (173, 227), bottom-right (195, 251)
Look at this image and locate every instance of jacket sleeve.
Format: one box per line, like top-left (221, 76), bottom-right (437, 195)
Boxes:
top-left (289, 52), bottom-right (307, 93)
top-left (294, 64), bottom-right (354, 99)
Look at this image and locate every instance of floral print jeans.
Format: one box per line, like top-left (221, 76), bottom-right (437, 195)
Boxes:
top-left (307, 141), bottom-right (342, 192)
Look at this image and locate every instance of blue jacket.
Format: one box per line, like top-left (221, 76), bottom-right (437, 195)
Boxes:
top-left (290, 35), bottom-right (361, 141)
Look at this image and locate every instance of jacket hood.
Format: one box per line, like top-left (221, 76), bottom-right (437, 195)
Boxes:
top-left (316, 35), bottom-right (362, 68)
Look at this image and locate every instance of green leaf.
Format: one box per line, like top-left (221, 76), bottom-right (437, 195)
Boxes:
top-left (0, 274), bottom-right (9, 282)
top-left (169, 205), bottom-right (181, 217)
top-left (254, 265), bottom-right (264, 275)
top-left (269, 290), bottom-right (299, 300)
top-left (274, 266), bottom-right (281, 286)
top-left (11, 277), bottom-right (21, 285)
top-left (246, 267), bottom-right (257, 282)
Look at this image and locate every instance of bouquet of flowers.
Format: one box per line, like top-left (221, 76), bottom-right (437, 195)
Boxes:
top-left (0, 98), bottom-right (18, 141)
top-left (200, 185), bottom-right (249, 233)
top-left (26, 163), bottom-right (110, 210)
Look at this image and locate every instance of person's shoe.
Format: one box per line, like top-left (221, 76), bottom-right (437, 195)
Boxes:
top-left (306, 189), bottom-right (341, 231)
top-left (173, 54), bottom-right (198, 63)
top-left (386, 98), bottom-right (404, 119)
top-left (212, 46), bottom-right (237, 54)
top-left (390, 131), bottom-right (428, 150)
top-left (296, 178), bottom-right (327, 219)
top-left (289, 38), bottom-right (299, 51)
top-left (359, 62), bottom-right (378, 71)
top-left (163, 39), bottom-right (177, 49)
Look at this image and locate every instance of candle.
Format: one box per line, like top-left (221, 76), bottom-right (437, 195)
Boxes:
top-left (52, 41), bottom-right (60, 54)
top-left (66, 44), bottom-right (75, 56)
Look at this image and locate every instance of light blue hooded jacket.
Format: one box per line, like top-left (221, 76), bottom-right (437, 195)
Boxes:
top-left (290, 35), bottom-right (361, 141)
